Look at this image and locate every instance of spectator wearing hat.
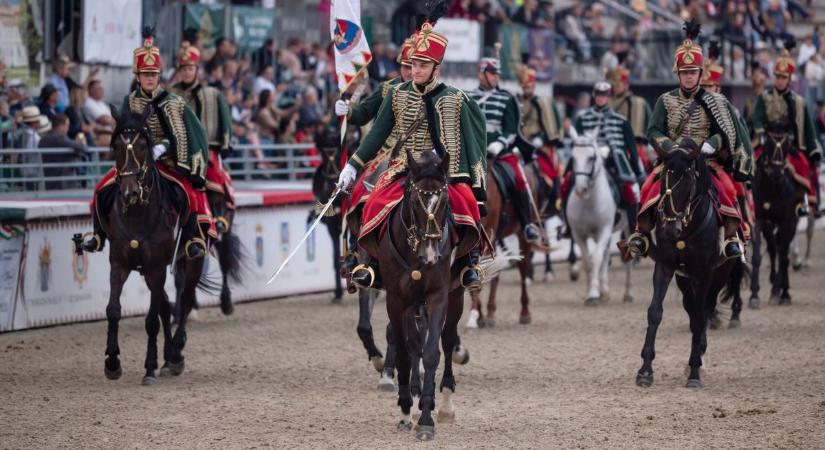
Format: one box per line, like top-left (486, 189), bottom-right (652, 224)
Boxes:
top-left (39, 113), bottom-right (88, 189)
top-left (12, 105), bottom-right (48, 186)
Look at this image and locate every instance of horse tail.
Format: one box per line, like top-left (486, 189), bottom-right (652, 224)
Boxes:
top-left (720, 259), bottom-right (750, 304)
top-left (219, 230), bottom-right (245, 284)
top-left (195, 267), bottom-right (222, 296)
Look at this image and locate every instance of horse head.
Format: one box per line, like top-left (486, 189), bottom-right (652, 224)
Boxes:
top-left (111, 105), bottom-right (155, 209)
top-left (311, 124), bottom-right (343, 203)
top-left (404, 148), bottom-right (450, 266)
top-left (655, 138), bottom-right (707, 239)
top-left (760, 132), bottom-right (793, 183)
top-left (570, 129), bottom-right (609, 199)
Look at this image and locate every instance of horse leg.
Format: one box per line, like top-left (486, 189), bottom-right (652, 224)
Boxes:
top-left (574, 231), bottom-right (599, 306)
top-left (636, 262), bottom-right (674, 387)
top-left (168, 258), bottom-right (200, 375)
top-left (518, 239), bottom-right (532, 324)
top-left (525, 253), bottom-right (534, 285)
top-left (385, 290), bottom-right (413, 431)
top-left (438, 289), bottom-right (464, 424)
top-left (765, 225), bottom-right (781, 304)
top-left (790, 234), bottom-right (802, 271)
top-left (141, 266), bottom-right (168, 386)
top-left (777, 224), bottom-right (794, 305)
top-left (568, 234), bottom-right (580, 281)
top-left (378, 321), bottom-right (397, 392)
top-left (329, 222), bottom-right (344, 303)
top-left (357, 288), bottom-right (383, 371)
top-left (158, 288), bottom-right (174, 376)
top-left (544, 252), bottom-right (555, 282)
top-left (415, 291), bottom-right (449, 441)
top-left (104, 264), bottom-right (129, 380)
top-left (729, 261), bottom-right (744, 328)
top-left (804, 214), bottom-right (815, 267)
top-left (596, 227), bottom-right (613, 303)
top-left (485, 275), bottom-right (499, 327)
top-left (684, 277), bottom-right (709, 388)
top-left (749, 229), bottom-right (762, 309)
top-left (466, 286), bottom-right (482, 329)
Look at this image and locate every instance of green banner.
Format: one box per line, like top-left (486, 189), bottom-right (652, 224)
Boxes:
top-left (499, 23), bottom-right (529, 80)
top-left (230, 6), bottom-right (275, 55)
top-left (183, 4), bottom-right (226, 53)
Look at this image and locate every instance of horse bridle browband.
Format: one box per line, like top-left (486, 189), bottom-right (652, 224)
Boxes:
top-left (766, 132), bottom-right (790, 168)
top-left (403, 181), bottom-right (448, 253)
top-left (116, 131), bottom-right (153, 207)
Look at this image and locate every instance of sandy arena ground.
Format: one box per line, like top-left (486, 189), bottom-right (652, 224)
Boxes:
top-left (2, 241), bottom-right (824, 449)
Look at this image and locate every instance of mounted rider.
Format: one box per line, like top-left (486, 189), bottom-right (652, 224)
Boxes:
top-left (80, 28), bottom-right (215, 259)
top-left (608, 65), bottom-right (653, 171)
top-left (751, 39), bottom-right (823, 215)
top-left (168, 41), bottom-right (235, 234)
top-left (336, 33), bottom-right (416, 270)
top-left (468, 53), bottom-right (542, 244)
top-left (568, 81), bottom-right (642, 231)
top-left (625, 21), bottom-right (753, 261)
top-left (517, 66), bottom-right (565, 216)
top-left (337, 22), bottom-right (488, 291)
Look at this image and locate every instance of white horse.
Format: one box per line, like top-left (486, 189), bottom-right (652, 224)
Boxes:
top-left (565, 132), bottom-right (633, 305)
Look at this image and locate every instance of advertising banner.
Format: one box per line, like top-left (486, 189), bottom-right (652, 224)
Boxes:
top-left (82, 0), bottom-right (142, 66)
top-left (184, 3), bottom-right (227, 53)
top-left (433, 18), bottom-right (481, 63)
top-left (231, 6), bottom-right (276, 56)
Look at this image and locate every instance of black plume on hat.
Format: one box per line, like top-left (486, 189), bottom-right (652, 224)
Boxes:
top-left (142, 26), bottom-right (155, 40)
top-left (683, 19), bottom-right (701, 41)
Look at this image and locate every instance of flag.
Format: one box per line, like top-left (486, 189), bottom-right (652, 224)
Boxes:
top-left (330, 0), bottom-right (372, 92)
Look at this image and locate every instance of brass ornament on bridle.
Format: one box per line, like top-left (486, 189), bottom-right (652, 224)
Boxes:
top-left (657, 166), bottom-right (697, 228)
top-left (405, 182), bottom-right (447, 253)
top-left (115, 131), bottom-right (152, 208)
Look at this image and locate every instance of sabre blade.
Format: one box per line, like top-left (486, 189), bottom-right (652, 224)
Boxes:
top-left (266, 187), bottom-right (342, 285)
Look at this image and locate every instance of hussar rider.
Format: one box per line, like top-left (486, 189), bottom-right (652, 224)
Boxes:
top-left (626, 21), bottom-right (753, 261)
top-left (608, 66), bottom-right (653, 172)
top-left (336, 22), bottom-right (488, 291)
top-left (169, 41), bottom-right (235, 234)
top-left (81, 28), bottom-right (215, 259)
top-left (468, 52), bottom-right (542, 244)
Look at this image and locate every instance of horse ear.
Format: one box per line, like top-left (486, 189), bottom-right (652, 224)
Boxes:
top-left (405, 148), bottom-right (418, 175)
top-left (110, 104), bottom-right (121, 124)
top-left (652, 141), bottom-right (666, 161)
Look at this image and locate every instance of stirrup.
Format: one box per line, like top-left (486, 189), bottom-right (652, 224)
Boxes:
top-left (627, 232), bottom-right (650, 257)
top-left (79, 232), bottom-right (104, 253)
top-left (459, 264), bottom-right (483, 291)
top-left (524, 224), bottom-right (541, 243)
top-left (721, 237), bottom-right (743, 260)
top-left (796, 203), bottom-right (808, 218)
top-left (184, 237), bottom-right (207, 259)
top-left (215, 216), bottom-right (230, 233)
top-left (352, 263), bottom-right (376, 289)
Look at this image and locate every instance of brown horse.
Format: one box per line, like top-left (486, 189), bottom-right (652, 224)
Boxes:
top-left (467, 158), bottom-right (546, 328)
top-left (83, 107), bottom-right (213, 385)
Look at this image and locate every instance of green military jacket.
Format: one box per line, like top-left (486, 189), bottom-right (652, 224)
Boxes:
top-left (751, 87), bottom-right (823, 159)
top-left (467, 86), bottom-right (520, 158)
top-left (575, 106), bottom-right (641, 181)
top-left (647, 87), bottom-right (753, 180)
top-left (169, 82), bottom-right (233, 156)
top-left (612, 92), bottom-right (652, 142)
top-left (122, 88), bottom-right (210, 187)
top-left (350, 78), bottom-right (488, 202)
top-left (348, 77), bottom-right (402, 126)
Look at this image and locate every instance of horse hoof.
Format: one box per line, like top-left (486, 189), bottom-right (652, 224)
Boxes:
top-left (397, 421), bottom-right (413, 432)
top-left (709, 316), bottom-right (722, 330)
top-left (623, 294), bottom-right (634, 304)
top-left (792, 263), bottom-right (802, 272)
top-left (220, 299), bottom-right (234, 316)
top-left (525, 277), bottom-right (532, 286)
top-left (453, 347), bottom-right (470, 365)
top-left (370, 355), bottom-right (385, 373)
top-left (769, 294), bottom-right (781, 305)
top-left (142, 375), bottom-right (158, 386)
top-left (544, 271), bottom-right (555, 283)
top-left (330, 295), bottom-right (343, 305)
top-left (728, 319), bottom-right (741, 329)
top-left (584, 297), bottom-right (600, 307)
top-left (159, 364), bottom-right (171, 377)
top-left (570, 271), bottom-right (580, 282)
top-left (779, 296), bottom-right (792, 306)
top-left (188, 309), bottom-right (200, 322)
top-left (483, 318), bottom-right (496, 328)
top-left (377, 374), bottom-right (395, 392)
top-left (519, 314), bottom-right (532, 325)
top-left (104, 365), bottom-right (122, 380)
top-left (686, 378), bottom-right (704, 389)
top-left (465, 310), bottom-right (479, 329)
top-left (414, 424), bottom-right (436, 441)
top-left (437, 410), bottom-right (455, 424)
top-left (635, 372), bottom-right (654, 387)
top-left (168, 360), bottom-right (185, 376)
top-left (748, 297), bottom-right (760, 310)
top-left (599, 293), bottom-right (610, 303)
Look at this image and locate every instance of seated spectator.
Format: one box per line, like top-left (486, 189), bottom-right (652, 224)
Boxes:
top-left (253, 89), bottom-right (300, 144)
top-left (39, 113), bottom-right (87, 189)
top-left (253, 66), bottom-right (276, 98)
top-left (82, 80), bottom-right (116, 147)
top-left (47, 56), bottom-right (76, 113)
top-left (13, 106), bottom-right (48, 186)
top-left (561, 4), bottom-right (592, 61)
top-left (66, 87), bottom-right (94, 144)
top-left (512, 0), bottom-right (552, 29)
top-left (37, 84), bottom-right (59, 121)
top-left (5, 79), bottom-right (33, 119)
top-left (298, 86), bottom-right (327, 130)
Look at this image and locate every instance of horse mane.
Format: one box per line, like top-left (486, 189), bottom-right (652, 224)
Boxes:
top-left (410, 150), bottom-right (447, 181)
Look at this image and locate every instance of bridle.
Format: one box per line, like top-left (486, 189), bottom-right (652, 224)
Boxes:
top-left (402, 180), bottom-right (448, 254)
top-left (115, 130), bottom-right (153, 208)
top-left (573, 141), bottom-right (603, 189)
top-left (765, 132), bottom-right (791, 169)
top-left (657, 160), bottom-right (699, 228)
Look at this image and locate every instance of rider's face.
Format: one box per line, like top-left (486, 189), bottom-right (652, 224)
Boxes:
top-left (179, 65), bottom-right (198, 84)
top-left (521, 82), bottom-right (535, 98)
top-left (411, 60), bottom-right (436, 85)
top-left (400, 64), bottom-right (412, 82)
top-left (775, 74), bottom-right (790, 92)
top-left (678, 69), bottom-right (700, 91)
top-left (137, 72), bottom-right (160, 92)
top-left (594, 92), bottom-right (610, 107)
top-left (479, 71), bottom-right (499, 89)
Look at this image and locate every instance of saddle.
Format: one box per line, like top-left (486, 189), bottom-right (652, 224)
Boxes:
top-left (491, 157), bottom-right (517, 200)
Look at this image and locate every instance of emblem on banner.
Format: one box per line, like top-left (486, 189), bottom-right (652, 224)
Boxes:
top-left (39, 238), bottom-right (52, 292)
top-left (305, 220), bottom-right (316, 262)
top-left (280, 222), bottom-right (290, 261)
top-left (255, 224), bottom-right (264, 268)
top-left (72, 245), bottom-right (89, 288)
top-left (333, 19), bottom-right (362, 54)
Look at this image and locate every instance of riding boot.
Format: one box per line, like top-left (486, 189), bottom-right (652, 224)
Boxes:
top-left (796, 194), bottom-right (809, 218)
top-left (458, 245), bottom-right (482, 292)
top-left (352, 255), bottom-right (382, 289)
top-left (515, 189), bottom-right (541, 243)
top-left (182, 216), bottom-right (207, 260)
top-left (625, 202), bottom-right (638, 235)
top-left (343, 232), bottom-right (359, 271)
top-left (80, 211), bottom-right (107, 253)
top-left (721, 217), bottom-right (743, 260)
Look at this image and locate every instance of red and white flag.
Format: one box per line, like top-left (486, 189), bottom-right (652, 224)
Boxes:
top-left (330, 0), bottom-right (372, 92)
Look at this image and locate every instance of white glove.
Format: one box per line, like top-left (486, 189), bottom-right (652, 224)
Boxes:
top-left (335, 99), bottom-right (349, 117)
top-left (701, 142), bottom-right (715, 155)
top-left (338, 163), bottom-right (357, 190)
top-left (631, 182), bottom-right (641, 203)
top-left (487, 141), bottom-right (505, 156)
top-left (152, 144), bottom-right (166, 160)
top-left (531, 136), bottom-right (543, 148)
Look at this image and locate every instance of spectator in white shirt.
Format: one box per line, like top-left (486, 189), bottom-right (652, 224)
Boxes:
top-left (82, 80), bottom-right (115, 146)
top-left (253, 65), bottom-right (277, 98)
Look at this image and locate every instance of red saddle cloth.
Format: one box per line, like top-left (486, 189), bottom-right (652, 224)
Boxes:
top-left (91, 164), bottom-right (217, 239)
top-left (205, 151), bottom-right (236, 210)
top-left (754, 146), bottom-right (817, 202)
top-left (358, 164), bottom-right (480, 258)
top-left (496, 153), bottom-right (528, 191)
top-left (535, 146), bottom-right (560, 186)
top-left (638, 162), bottom-right (741, 222)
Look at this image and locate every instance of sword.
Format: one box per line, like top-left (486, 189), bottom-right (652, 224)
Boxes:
top-left (266, 185), bottom-right (344, 285)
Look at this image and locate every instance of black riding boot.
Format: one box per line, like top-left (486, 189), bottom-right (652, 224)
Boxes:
top-left (515, 189), bottom-right (541, 243)
top-left (182, 216), bottom-right (206, 260)
top-left (625, 202), bottom-right (638, 234)
top-left (80, 211), bottom-right (107, 253)
top-left (352, 255), bottom-right (382, 289)
top-left (458, 245), bottom-right (482, 292)
top-left (343, 231), bottom-right (359, 271)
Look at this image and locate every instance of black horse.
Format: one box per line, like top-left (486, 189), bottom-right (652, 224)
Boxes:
top-left (635, 144), bottom-right (738, 389)
top-left (85, 107), bottom-right (213, 385)
top-left (749, 132), bottom-right (806, 307)
top-left (205, 179), bottom-right (243, 316)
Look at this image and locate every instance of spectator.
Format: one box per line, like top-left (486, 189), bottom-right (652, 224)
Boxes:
top-left (561, 4), bottom-right (592, 61)
top-left (47, 56), bottom-right (76, 113)
top-left (252, 39), bottom-right (276, 74)
top-left (255, 89), bottom-right (281, 143)
top-left (600, 37), bottom-right (625, 73)
top-left (82, 80), bottom-right (116, 147)
top-left (13, 106), bottom-right (48, 186)
top-left (253, 66), bottom-right (277, 98)
top-left (448, 0), bottom-right (485, 20)
top-left (39, 113), bottom-right (87, 189)
top-left (368, 42), bottom-right (394, 83)
top-left (225, 87), bottom-right (273, 172)
top-left (37, 84), bottom-right (59, 121)
top-left (298, 86), bottom-right (327, 130)
top-left (208, 37), bottom-right (237, 74)
top-left (512, 0), bottom-right (552, 29)
top-left (279, 38), bottom-right (309, 83)
top-left (5, 79), bottom-right (33, 119)
top-left (66, 87), bottom-right (93, 144)
top-left (730, 46), bottom-right (747, 81)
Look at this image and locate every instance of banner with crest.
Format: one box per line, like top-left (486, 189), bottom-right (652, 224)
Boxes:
top-left (330, 0), bottom-right (372, 92)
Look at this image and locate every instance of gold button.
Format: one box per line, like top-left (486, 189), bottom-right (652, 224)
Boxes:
top-left (130, 240), bottom-right (139, 249)
top-left (676, 240), bottom-right (686, 250)
top-left (763, 202), bottom-right (771, 210)
top-left (411, 270), bottom-right (422, 281)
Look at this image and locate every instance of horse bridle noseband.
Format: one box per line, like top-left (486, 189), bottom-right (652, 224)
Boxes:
top-left (403, 181), bottom-right (448, 254)
top-left (115, 131), bottom-right (153, 208)
top-left (766, 132), bottom-right (791, 168)
top-left (657, 164), bottom-right (698, 228)
top-left (573, 143), bottom-right (602, 188)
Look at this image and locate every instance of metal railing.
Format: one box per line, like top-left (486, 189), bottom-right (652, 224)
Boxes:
top-left (0, 143), bottom-right (320, 193)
